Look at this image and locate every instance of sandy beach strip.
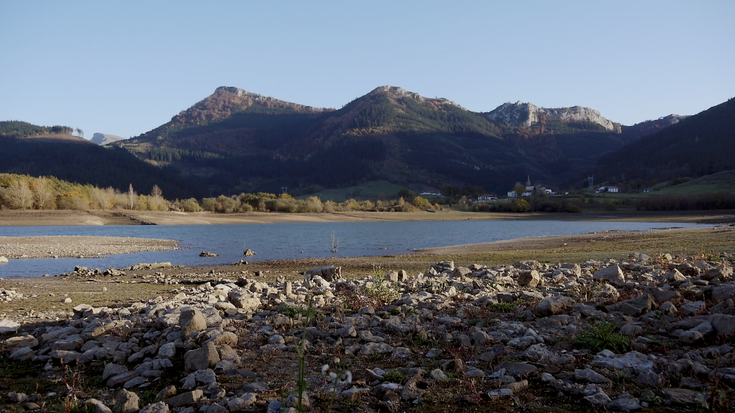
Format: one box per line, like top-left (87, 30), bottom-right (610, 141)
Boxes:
top-left (0, 236), bottom-right (178, 259)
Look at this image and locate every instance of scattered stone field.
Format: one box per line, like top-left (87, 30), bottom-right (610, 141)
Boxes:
top-left (1, 250), bottom-right (735, 412)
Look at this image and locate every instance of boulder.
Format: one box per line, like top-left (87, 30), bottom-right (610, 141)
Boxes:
top-left (139, 401), bottom-right (169, 413)
top-left (165, 390), bottom-right (203, 408)
top-left (606, 294), bottom-right (654, 316)
top-left (305, 266), bottom-right (342, 282)
top-left (228, 289), bottom-right (261, 311)
top-left (518, 270), bottom-right (541, 287)
top-left (593, 265), bottom-right (626, 286)
top-left (0, 318), bottom-right (20, 334)
top-left (184, 342), bottom-right (220, 371)
top-left (535, 296), bottom-right (576, 317)
top-left (179, 307), bottom-right (207, 337)
top-left (114, 389), bottom-right (139, 413)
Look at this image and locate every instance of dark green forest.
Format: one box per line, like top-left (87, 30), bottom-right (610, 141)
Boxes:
top-left (0, 123), bottom-right (206, 199)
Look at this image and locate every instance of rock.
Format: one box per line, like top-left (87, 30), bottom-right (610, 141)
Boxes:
top-left (9, 347), bottom-right (35, 361)
top-left (84, 398), bottom-right (113, 413)
top-left (606, 294), bottom-right (654, 316)
top-left (0, 256), bottom-right (8, 263)
top-left (306, 265), bottom-right (342, 282)
top-left (107, 371), bottom-right (140, 388)
top-left (243, 249), bottom-right (257, 257)
top-left (165, 390), bottom-right (203, 408)
top-left (267, 401), bottom-right (283, 413)
top-left (199, 251), bottom-right (219, 257)
top-left (702, 265), bottom-right (733, 281)
top-left (102, 364), bottom-right (128, 380)
top-left (139, 401), bottom-right (169, 413)
top-left (158, 342), bottom-right (176, 359)
top-left (179, 307), bottom-right (207, 337)
top-left (591, 351), bottom-right (654, 374)
top-left (535, 296), bottom-right (575, 317)
top-left (662, 388), bottom-right (704, 405)
top-left (585, 389), bottom-right (612, 405)
top-left (227, 393), bottom-right (257, 410)
top-left (495, 361), bottom-right (537, 378)
top-left (594, 283), bottom-right (620, 303)
top-left (228, 289), bottom-right (261, 311)
top-left (114, 389), bottom-right (139, 413)
top-left (4, 334), bottom-right (39, 351)
top-left (518, 270), bottom-right (541, 287)
top-left (360, 342), bottom-right (394, 355)
top-left (681, 301), bottom-right (706, 317)
top-left (711, 314), bottom-right (735, 336)
top-left (184, 342), bottom-right (220, 371)
top-left (606, 395), bottom-right (641, 411)
top-left (574, 368), bottom-right (610, 384)
top-left (594, 265), bottom-right (626, 286)
top-left (0, 318), bottom-right (21, 334)
top-left (619, 324), bottom-right (643, 337)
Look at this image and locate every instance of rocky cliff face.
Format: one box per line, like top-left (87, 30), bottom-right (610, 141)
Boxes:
top-left (485, 101), bottom-right (622, 133)
top-left (370, 86), bottom-right (465, 109)
top-left (91, 133), bottom-right (125, 145)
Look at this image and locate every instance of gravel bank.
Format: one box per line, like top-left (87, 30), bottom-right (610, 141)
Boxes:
top-left (0, 236), bottom-right (178, 259)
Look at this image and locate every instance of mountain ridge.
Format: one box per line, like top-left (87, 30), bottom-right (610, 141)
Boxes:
top-left (111, 85), bottom-right (690, 196)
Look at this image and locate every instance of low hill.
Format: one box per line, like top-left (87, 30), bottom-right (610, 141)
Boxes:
top-left (655, 170), bottom-right (735, 195)
top-left (0, 121), bottom-right (206, 199)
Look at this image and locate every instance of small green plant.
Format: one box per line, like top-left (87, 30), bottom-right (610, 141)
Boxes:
top-left (490, 302), bottom-right (516, 313)
top-left (283, 304), bottom-right (316, 319)
top-left (363, 273), bottom-right (400, 307)
top-left (573, 321), bottom-right (631, 353)
top-left (293, 299), bottom-right (316, 413)
top-left (382, 369), bottom-right (405, 384)
top-left (389, 308), bottom-right (401, 316)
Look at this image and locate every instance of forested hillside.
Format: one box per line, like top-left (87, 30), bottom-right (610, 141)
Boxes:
top-left (116, 86), bottom-right (652, 196)
top-left (0, 121), bottom-right (206, 199)
top-left (593, 98), bottom-right (735, 190)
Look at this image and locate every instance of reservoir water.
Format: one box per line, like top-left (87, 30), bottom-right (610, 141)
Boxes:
top-left (0, 220), bottom-right (700, 278)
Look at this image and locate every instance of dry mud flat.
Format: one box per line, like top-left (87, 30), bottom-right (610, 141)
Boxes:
top-left (1, 250), bottom-right (735, 412)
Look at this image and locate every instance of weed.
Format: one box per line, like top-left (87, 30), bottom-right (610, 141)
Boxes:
top-left (293, 299), bottom-right (316, 413)
top-left (490, 302), bottom-right (516, 313)
top-left (382, 369), bottom-right (405, 384)
top-left (363, 277), bottom-right (400, 308)
top-left (61, 365), bottom-right (84, 413)
top-left (573, 321), bottom-right (631, 353)
top-left (283, 304), bottom-right (316, 319)
top-left (339, 397), bottom-right (362, 412)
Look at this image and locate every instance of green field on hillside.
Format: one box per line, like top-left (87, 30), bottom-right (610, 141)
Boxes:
top-left (298, 180), bottom-right (426, 202)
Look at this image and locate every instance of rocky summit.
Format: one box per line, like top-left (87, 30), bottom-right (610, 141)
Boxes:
top-left (1, 253), bottom-right (734, 412)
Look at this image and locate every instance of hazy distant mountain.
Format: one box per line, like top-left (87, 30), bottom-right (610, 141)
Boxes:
top-left (114, 85), bottom-right (677, 196)
top-left (91, 133), bottom-right (125, 145)
top-left (593, 98), bottom-right (735, 190)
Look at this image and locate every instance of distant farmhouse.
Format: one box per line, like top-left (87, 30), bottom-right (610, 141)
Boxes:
top-left (595, 186), bottom-right (620, 193)
top-left (477, 194), bottom-right (498, 202)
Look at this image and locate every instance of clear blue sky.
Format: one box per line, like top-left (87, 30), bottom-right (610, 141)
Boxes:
top-left (1, 1), bottom-right (733, 139)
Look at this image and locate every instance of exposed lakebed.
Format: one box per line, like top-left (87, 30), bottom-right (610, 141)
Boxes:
top-left (0, 220), bottom-right (700, 278)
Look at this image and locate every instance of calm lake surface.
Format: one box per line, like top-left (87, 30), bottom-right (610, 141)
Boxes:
top-left (0, 220), bottom-right (700, 278)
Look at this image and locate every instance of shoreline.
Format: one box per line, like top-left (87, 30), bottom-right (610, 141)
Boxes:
top-left (1, 208), bottom-right (733, 227)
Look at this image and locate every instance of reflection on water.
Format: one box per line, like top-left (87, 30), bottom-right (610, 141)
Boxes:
top-left (0, 220), bottom-right (700, 278)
